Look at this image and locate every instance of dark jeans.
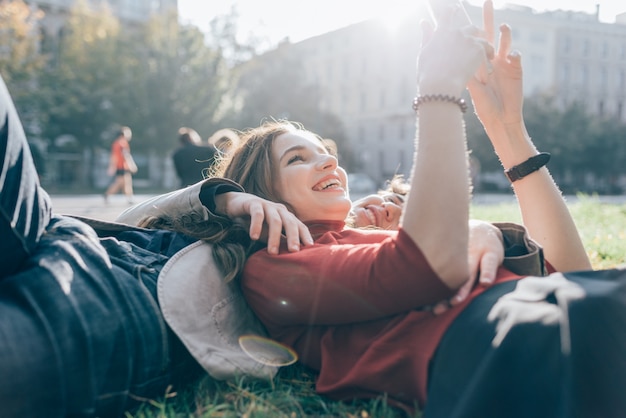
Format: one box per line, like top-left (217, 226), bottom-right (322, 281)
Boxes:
top-left (426, 269), bottom-right (626, 418)
top-left (0, 76), bottom-right (201, 416)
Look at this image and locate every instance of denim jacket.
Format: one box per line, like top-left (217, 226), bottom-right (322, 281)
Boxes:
top-left (78, 178), bottom-right (279, 382)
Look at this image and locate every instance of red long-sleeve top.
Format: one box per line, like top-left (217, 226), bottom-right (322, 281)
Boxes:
top-left (241, 221), bottom-right (527, 410)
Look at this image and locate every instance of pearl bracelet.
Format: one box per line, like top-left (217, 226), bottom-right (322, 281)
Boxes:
top-left (412, 94), bottom-right (468, 113)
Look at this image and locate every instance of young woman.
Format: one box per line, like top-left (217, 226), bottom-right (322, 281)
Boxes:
top-left (349, 175), bottom-right (408, 230)
top-left (205, 2), bottom-right (626, 416)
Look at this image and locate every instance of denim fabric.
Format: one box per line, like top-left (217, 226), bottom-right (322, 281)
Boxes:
top-left (0, 74), bottom-right (202, 417)
top-left (0, 76), bottom-right (52, 279)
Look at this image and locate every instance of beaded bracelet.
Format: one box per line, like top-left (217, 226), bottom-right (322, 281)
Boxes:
top-left (412, 94), bottom-right (468, 113)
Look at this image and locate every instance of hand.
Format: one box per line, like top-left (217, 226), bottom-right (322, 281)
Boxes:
top-left (433, 220), bottom-right (504, 314)
top-left (487, 273), bottom-right (585, 352)
top-left (467, 0), bottom-right (524, 136)
top-left (418, 5), bottom-right (494, 96)
top-left (216, 192), bottom-right (314, 255)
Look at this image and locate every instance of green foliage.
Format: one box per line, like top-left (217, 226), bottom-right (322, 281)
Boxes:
top-left (470, 196), bottom-right (626, 269)
top-left (568, 195), bottom-right (626, 269)
top-left (0, 0), bottom-right (46, 131)
top-left (37, 0), bottom-right (123, 150)
top-left (114, 12), bottom-right (230, 155)
top-left (467, 94), bottom-right (626, 194)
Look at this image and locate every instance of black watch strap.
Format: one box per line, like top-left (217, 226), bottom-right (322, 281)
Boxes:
top-left (505, 152), bottom-right (551, 183)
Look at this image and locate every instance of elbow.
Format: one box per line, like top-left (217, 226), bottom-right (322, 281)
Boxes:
top-left (439, 263), bottom-right (470, 291)
top-left (432, 243), bottom-right (470, 291)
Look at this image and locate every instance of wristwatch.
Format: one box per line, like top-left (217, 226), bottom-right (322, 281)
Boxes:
top-left (505, 152), bottom-right (551, 183)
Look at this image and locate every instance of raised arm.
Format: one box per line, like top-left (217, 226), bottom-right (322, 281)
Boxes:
top-left (468, 0), bottom-right (591, 272)
top-left (401, 7), bottom-right (494, 289)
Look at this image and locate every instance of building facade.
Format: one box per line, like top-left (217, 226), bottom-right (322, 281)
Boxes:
top-left (277, 3), bottom-right (626, 185)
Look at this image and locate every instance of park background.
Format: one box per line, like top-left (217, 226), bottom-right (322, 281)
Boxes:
top-left (3, 1), bottom-right (626, 416)
top-left (2, 0), bottom-right (626, 196)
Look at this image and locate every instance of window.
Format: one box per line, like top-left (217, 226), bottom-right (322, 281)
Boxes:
top-left (561, 64), bottom-right (570, 83)
top-left (562, 36), bottom-right (571, 54)
top-left (600, 67), bottom-right (608, 89)
top-left (582, 39), bottom-right (590, 57)
top-left (580, 66), bottom-right (588, 86)
top-left (530, 30), bottom-right (546, 44)
top-left (601, 42), bottom-right (609, 59)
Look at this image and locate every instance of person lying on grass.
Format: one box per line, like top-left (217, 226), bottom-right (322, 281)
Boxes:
top-left (195, 2), bottom-right (626, 416)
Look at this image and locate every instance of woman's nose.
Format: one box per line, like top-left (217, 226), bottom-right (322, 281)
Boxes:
top-left (317, 154), bottom-right (338, 170)
top-left (383, 202), bottom-right (402, 221)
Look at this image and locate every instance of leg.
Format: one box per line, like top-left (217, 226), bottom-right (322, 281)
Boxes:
top-left (123, 172), bottom-right (134, 202)
top-left (0, 75), bottom-right (52, 279)
top-left (0, 217), bottom-right (199, 416)
top-left (426, 270), bottom-right (626, 418)
top-left (105, 174), bottom-right (124, 197)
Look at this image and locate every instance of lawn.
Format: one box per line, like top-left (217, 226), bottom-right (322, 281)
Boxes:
top-left (129, 196), bottom-right (626, 418)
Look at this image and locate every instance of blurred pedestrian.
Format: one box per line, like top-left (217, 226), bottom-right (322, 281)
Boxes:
top-left (172, 127), bottom-right (217, 188)
top-left (207, 128), bottom-right (240, 156)
top-left (104, 126), bottom-right (136, 204)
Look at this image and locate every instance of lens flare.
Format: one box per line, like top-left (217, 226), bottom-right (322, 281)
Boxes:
top-left (238, 334), bottom-right (298, 366)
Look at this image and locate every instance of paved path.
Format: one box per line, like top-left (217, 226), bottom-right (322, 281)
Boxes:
top-left (50, 194), bottom-right (158, 222)
top-left (50, 192), bottom-right (626, 223)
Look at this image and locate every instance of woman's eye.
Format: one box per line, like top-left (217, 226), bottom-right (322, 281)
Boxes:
top-left (384, 194), bottom-right (405, 206)
top-left (287, 155), bottom-right (304, 164)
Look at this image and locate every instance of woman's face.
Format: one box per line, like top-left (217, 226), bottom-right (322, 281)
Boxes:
top-left (351, 192), bottom-right (404, 230)
top-left (272, 131), bottom-right (351, 223)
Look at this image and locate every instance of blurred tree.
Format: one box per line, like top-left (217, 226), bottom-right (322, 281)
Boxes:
top-left (467, 93), bottom-right (626, 193)
top-left (37, 0), bottom-right (122, 188)
top-left (221, 45), bottom-right (356, 170)
top-left (114, 11), bottom-right (231, 156)
top-left (205, 5), bottom-right (258, 66)
top-left (0, 0), bottom-right (46, 134)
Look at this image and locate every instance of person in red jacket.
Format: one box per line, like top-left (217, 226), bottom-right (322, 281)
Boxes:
top-left (104, 125), bottom-right (136, 203)
top-left (204, 2), bottom-right (626, 416)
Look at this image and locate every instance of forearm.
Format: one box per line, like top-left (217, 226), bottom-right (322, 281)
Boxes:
top-left (115, 178), bottom-right (241, 225)
top-left (488, 123), bottom-right (591, 272)
top-left (402, 102), bottom-right (470, 289)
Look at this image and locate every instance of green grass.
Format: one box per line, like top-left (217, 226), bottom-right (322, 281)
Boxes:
top-left (128, 196), bottom-right (626, 418)
top-left (470, 194), bottom-right (626, 270)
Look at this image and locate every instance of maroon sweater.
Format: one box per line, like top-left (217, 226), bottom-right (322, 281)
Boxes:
top-left (241, 221), bottom-right (526, 409)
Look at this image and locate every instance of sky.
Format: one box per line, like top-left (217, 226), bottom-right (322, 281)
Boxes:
top-left (178, 1), bottom-right (625, 45)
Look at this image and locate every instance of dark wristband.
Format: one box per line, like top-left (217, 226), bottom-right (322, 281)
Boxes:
top-left (505, 152), bottom-right (551, 183)
top-left (199, 183), bottom-right (242, 214)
